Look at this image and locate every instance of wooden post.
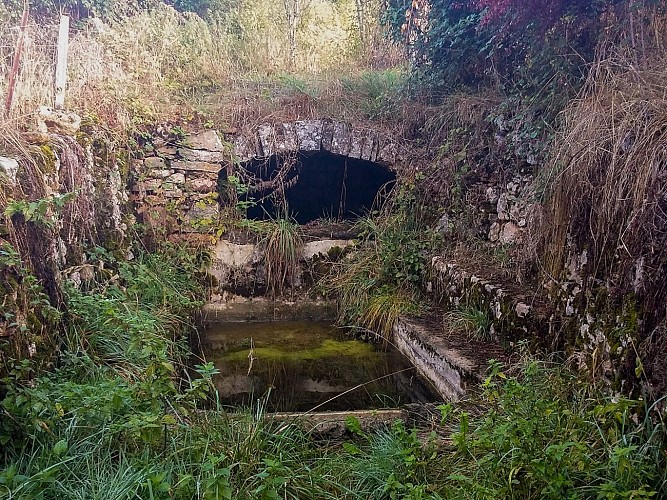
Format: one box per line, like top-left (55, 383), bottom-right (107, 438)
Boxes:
top-left (4, 2), bottom-right (29, 118)
top-left (54, 14), bottom-right (70, 109)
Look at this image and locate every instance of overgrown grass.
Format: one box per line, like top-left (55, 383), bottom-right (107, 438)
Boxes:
top-left (258, 213), bottom-right (304, 295)
top-left (437, 358), bottom-right (667, 499)
top-left (444, 303), bottom-right (493, 342)
top-left (2, 244), bottom-right (665, 499)
top-left (0, 1), bottom-right (404, 136)
top-left (324, 198), bottom-right (433, 342)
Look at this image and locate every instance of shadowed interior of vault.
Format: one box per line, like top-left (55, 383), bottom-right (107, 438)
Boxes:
top-left (230, 151), bottom-right (396, 224)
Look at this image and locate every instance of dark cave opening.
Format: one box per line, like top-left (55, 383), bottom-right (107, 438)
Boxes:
top-left (227, 151), bottom-right (396, 225)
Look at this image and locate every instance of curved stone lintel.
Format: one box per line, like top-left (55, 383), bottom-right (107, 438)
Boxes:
top-left (233, 119), bottom-right (396, 166)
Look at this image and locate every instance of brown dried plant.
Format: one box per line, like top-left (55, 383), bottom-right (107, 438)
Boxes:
top-left (538, 54), bottom-right (667, 320)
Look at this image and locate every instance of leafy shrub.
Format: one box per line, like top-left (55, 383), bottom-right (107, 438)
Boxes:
top-left (324, 196), bottom-right (435, 340)
top-left (438, 359), bottom-right (667, 499)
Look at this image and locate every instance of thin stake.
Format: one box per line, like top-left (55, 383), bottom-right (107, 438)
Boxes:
top-left (54, 14), bottom-right (70, 109)
top-left (4, 1), bottom-right (29, 118)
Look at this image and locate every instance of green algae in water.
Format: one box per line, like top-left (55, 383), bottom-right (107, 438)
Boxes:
top-left (201, 321), bottom-right (437, 412)
top-left (221, 338), bottom-right (378, 363)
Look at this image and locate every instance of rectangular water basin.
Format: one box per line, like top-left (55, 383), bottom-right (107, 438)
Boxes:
top-left (200, 321), bottom-right (438, 412)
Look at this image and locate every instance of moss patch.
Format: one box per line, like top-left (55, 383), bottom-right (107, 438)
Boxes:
top-left (221, 338), bottom-right (377, 363)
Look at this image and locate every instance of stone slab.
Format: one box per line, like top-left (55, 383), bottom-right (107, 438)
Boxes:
top-left (171, 160), bottom-right (221, 173)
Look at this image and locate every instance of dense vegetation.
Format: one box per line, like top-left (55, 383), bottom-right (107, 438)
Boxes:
top-left (2, 252), bottom-right (663, 498)
top-left (1, 0), bottom-right (667, 498)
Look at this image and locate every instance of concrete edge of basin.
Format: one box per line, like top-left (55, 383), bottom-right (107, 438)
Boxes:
top-left (392, 316), bottom-right (507, 401)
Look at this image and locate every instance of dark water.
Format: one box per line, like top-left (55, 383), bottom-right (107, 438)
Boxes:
top-left (201, 321), bottom-right (438, 412)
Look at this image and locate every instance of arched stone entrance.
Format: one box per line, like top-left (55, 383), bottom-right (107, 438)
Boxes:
top-left (229, 119), bottom-right (398, 224)
top-left (130, 119), bottom-right (399, 236)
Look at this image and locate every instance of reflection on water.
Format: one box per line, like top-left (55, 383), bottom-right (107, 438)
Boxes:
top-left (201, 321), bottom-right (437, 412)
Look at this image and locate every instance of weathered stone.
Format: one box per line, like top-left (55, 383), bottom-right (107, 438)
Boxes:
top-left (157, 145), bottom-right (178, 158)
top-left (144, 156), bottom-right (167, 170)
top-left (488, 222), bottom-right (501, 242)
top-left (330, 121), bottom-right (351, 156)
top-left (36, 106), bottom-right (81, 135)
top-left (257, 123), bottom-right (275, 157)
top-left (320, 119), bottom-right (335, 152)
top-left (486, 186), bottom-right (499, 204)
top-left (0, 156), bottom-right (19, 184)
top-left (163, 184), bottom-right (183, 198)
top-left (275, 122), bottom-right (298, 153)
top-left (185, 130), bottom-right (224, 151)
top-left (167, 172), bottom-right (186, 184)
top-left (496, 193), bottom-right (510, 220)
top-left (132, 178), bottom-right (162, 193)
top-left (499, 222), bottom-right (521, 244)
top-left (515, 302), bottom-right (531, 318)
top-left (171, 160), bottom-right (221, 173)
top-left (362, 133), bottom-right (379, 162)
top-left (149, 169), bottom-right (172, 179)
top-left (376, 140), bottom-right (396, 164)
top-left (295, 120), bottom-right (322, 151)
top-left (178, 148), bottom-right (226, 163)
top-left (187, 177), bottom-right (217, 192)
top-left (183, 203), bottom-right (220, 233)
top-left (233, 136), bottom-right (258, 162)
top-left (348, 130), bottom-right (364, 159)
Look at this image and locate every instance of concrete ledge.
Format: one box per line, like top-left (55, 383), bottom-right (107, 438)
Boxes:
top-left (392, 316), bottom-right (507, 401)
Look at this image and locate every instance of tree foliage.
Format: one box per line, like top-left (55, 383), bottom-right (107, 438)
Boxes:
top-left (385, 0), bottom-right (616, 99)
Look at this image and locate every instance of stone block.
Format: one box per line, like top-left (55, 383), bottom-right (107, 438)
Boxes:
top-left (149, 169), bottom-right (172, 179)
top-left (233, 136), bottom-right (259, 162)
top-left (275, 122), bottom-right (298, 153)
top-left (183, 203), bottom-right (220, 233)
top-left (157, 145), bottom-right (178, 158)
top-left (185, 130), bottom-right (224, 151)
top-left (320, 119), bottom-right (335, 152)
top-left (132, 178), bottom-right (161, 193)
top-left (187, 177), bottom-right (217, 193)
top-left (295, 120), bottom-right (322, 151)
top-left (0, 156), bottom-right (19, 184)
top-left (376, 140), bottom-right (396, 164)
top-left (348, 130), bottom-right (364, 159)
top-left (171, 160), bottom-right (221, 173)
top-left (330, 121), bottom-right (351, 156)
top-left (178, 148), bottom-right (226, 163)
top-left (257, 123), bottom-right (275, 157)
top-left (167, 172), bottom-right (186, 184)
top-left (360, 131), bottom-right (379, 161)
top-left (144, 156), bottom-right (167, 170)
top-left (499, 222), bottom-right (521, 244)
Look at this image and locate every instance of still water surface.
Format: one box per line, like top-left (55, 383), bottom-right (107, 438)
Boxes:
top-left (201, 321), bottom-right (437, 412)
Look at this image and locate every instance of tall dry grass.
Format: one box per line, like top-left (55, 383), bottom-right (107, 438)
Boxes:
top-left (536, 38), bottom-right (667, 356)
top-left (0, 1), bottom-right (403, 139)
top-left (1, 5), bottom-right (237, 134)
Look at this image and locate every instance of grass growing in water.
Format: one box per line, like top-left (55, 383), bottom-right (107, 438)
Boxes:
top-left (261, 213), bottom-right (304, 295)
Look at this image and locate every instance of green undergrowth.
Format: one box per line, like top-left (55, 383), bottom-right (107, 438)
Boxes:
top-left (323, 194), bottom-right (436, 342)
top-left (1, 242), bottom-right (664, 499)
top-left (437, 358), bottom-right (667, 499)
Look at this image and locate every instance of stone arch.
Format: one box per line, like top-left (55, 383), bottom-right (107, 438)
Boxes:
top-left (228, 120), bottom-right (398, 223)
top-left (232, 119), bottom-right (398, 165)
